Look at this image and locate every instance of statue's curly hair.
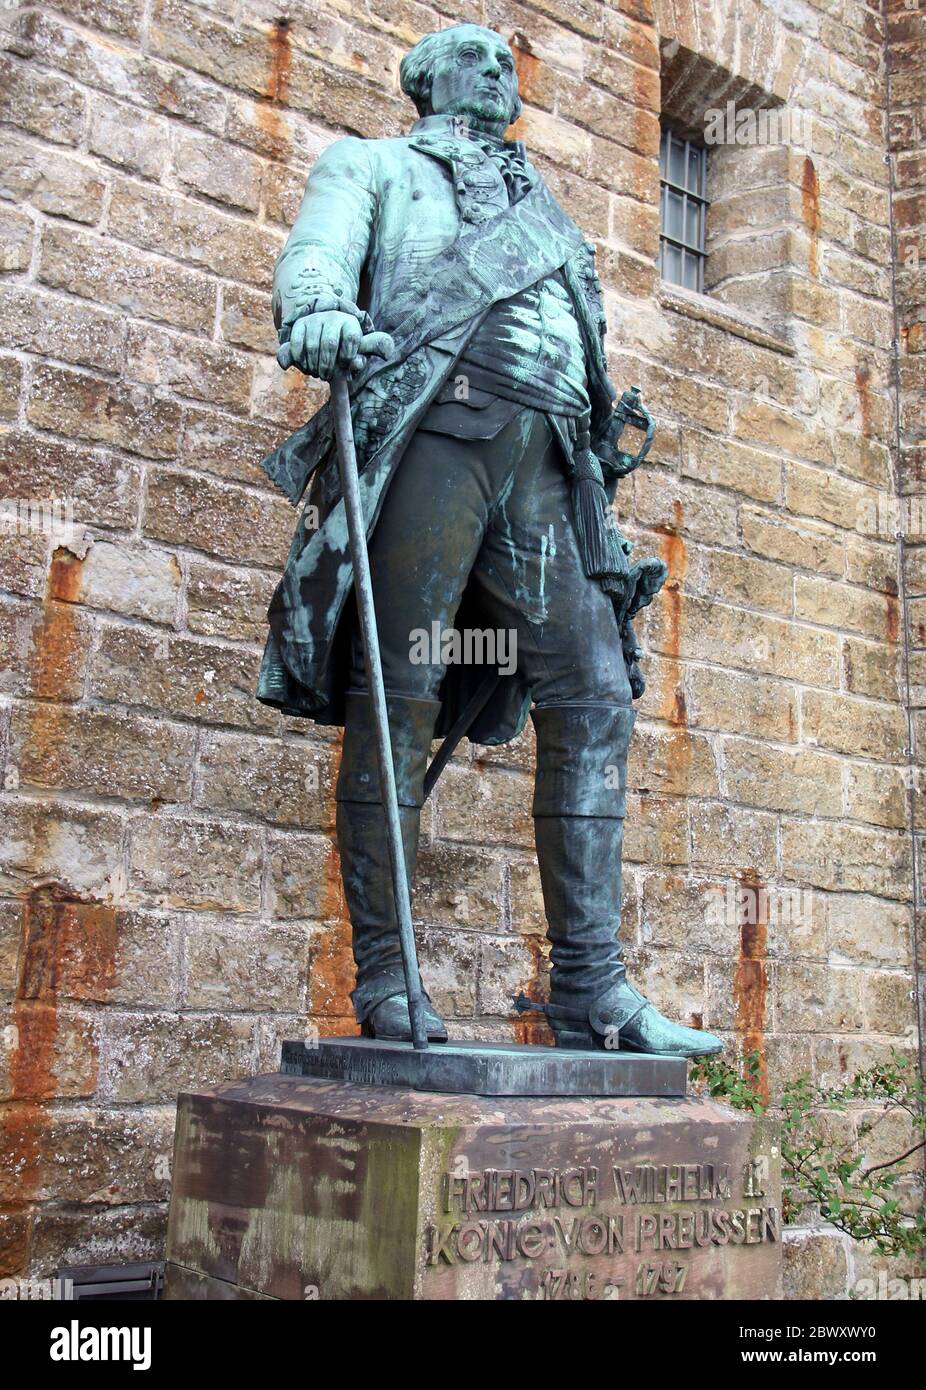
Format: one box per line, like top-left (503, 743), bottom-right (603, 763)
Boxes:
top-left (399, 24), bottom-right (523, 124)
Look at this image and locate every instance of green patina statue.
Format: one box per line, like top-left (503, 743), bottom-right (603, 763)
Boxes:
top-left (257, 23), bottom-right (722, 1058)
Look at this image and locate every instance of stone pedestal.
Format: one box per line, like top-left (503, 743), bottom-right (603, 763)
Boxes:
top-left (164, 1072), bottom-right (782, 1300)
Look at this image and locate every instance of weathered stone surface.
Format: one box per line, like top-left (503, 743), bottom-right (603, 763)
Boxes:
top-left (783, 1229), bottom-right (850, 1301)
top-left (780, 819), bottom-right (912, 898)
top-left (173, 128), bottom-right (263, 212)
top-left (196, 729), bottom-right (338, 828)
top-left (220, 284), bottom-right (277, 354)
top-left (0, 355), bottom-right (21, 421)
top-left (0, 797), bottom-right (126, 910)
top-left (685, 668), bottom-right (797, 740)
top-left (795, 574), bottom-right (896, 641)
top-left (722, 739), bottom-right (843, 816)
top-left (0, 208), bottom-right (33, 274)
top-left (417, 927), bottom-right (481, 1018)
top-left (623, 792), bottom-right (689, 865)
top-left (107, 180), bottom-right (280, 288)
top-left (477, 932), bottom-right (544, 1015)
top-left (265, 831), bottom-right (339, 922)
top-left (17, 11), bottom-right (226, 137)
top-left (9, 703), bottom-right (194, 805)
top-left (826, 893), bottom-right (912, 967)
top-left (165, 1076), bottom-right (782, 1300)
top-left (74, 539), bottom-right (181, 624)
top-left (414, 841), bottom-right (505, 929)
top-left (682, 431), bottom-right (782, 504)
top-left (39, 225), bottom-right (215, 333)
top-left (629, 722), bottom-right (719, 797)
top-left (89, 98), bottom-right (170, 178)
top-left (176, 407), bottom-right (279, 485)
top-left (0, 54), bottom-right (87, 146)
top-left (98, 1011), bottom-right (257, 1102)
top-left (127, 815), bottom-right (263, 912)
top-left (690, 802), bottom-right (778, 879)
top-left (437, 762), bottom-right (534, 848)
top-left (0, 1002), bottom-right (99, 1102)
top-left (740, 505), bottom-right (845, 577)
top-left (89, 624), bottom-right (278, 732)
top-left (802, 689), bottom-right (906, 761)
top-left (144, 468), bottom-right (292, 568)
top-left (26, 1204), bottom-right (168, 1281)
top-left (250, 353), bottom-right (326, 427)
top-left (0, 429), bottom-right (142, 530)
top-left (182, 920), bottom-right (308, 1012)
top-left (185, 558), bottom-right (276, 642)
top-left (842, 635), bottom-right (903, 702)
top-left (124, 325), bottom-right (253, 416)
top-left (0, 0), bottom-right (920, 1302)
top-left (0, 133), bottom-right (106, 224)
top-left (0, 286), bottom-right (127, 372)
top-left (644, 593), bottom-right (842, 688)
top-left (845, 762), bottom-right (909, 830)
top-left (18, 902), bottom-right (181, 1009)
top-left (776, 963), bottom-right (865, 1033)
top-left (28, 365), bottom-right (182, 459)
top-left (24, 1107), bottom-right (175, 1205)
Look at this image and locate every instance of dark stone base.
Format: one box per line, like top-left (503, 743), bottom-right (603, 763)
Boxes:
top-left (280, 1036), bottom-right (688, 1096)
top-left (164, 1073), bottom-right (782, 1301)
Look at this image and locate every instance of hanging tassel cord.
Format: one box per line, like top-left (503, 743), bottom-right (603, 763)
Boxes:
top-left (568, 416), bottom-right (632, 601)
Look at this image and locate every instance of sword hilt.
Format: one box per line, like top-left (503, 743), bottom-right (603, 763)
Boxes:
top-left (611, 385), bottom-right (655, 472)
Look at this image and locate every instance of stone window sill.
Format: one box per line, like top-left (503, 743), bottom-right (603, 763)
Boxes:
top-left (657, 281), bottom-right (795, 357)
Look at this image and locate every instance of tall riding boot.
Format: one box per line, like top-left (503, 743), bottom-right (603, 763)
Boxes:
top-left (531, 702), bottom-right (722, 1058)
top-left (336, 690), bottom-right (448, 1041)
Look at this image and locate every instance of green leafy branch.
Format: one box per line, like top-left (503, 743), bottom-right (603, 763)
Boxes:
top-left (690, 1049), bottom-right (926, 1260)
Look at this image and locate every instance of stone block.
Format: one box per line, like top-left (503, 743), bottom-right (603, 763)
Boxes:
top-left (165, 1075), bottom-right (782, 1300)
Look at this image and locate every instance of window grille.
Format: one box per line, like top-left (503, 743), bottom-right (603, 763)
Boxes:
top-left (658, 128), bottom-right (708, 293)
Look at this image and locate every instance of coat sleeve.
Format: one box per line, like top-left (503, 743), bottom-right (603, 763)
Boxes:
top-left (271, 136), bottom-right (377, 335)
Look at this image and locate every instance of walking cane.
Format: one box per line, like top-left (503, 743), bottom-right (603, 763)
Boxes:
top-left (279, 327), bottom-right (429, 1051)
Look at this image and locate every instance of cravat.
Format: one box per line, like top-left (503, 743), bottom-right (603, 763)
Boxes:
top-left (468, 132), bottom-right (531, 204)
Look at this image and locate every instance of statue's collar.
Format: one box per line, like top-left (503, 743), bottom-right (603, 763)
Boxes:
top-left (408, 113), bottom-right (526, 160)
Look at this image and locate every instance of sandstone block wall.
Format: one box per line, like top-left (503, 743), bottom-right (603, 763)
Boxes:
top-left (0, 0), bottom-right (922, 1297)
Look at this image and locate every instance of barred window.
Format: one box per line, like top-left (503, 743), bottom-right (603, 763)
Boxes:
top-left (658, 128), bottom-right (707, 293)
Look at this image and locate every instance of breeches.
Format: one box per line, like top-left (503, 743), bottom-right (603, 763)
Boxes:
top-left (347, 407), bottom-right (632, 707)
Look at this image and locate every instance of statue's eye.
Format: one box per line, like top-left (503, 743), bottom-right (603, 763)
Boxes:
top-left (457, 48), bottom-right (479, 64)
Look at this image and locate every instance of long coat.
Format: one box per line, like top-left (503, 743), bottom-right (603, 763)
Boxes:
top-left (257, 113), bottom-right (629, 746)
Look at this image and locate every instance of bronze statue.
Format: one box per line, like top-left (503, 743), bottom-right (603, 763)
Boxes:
top-left (257, 24), bottom-right (722, 1058)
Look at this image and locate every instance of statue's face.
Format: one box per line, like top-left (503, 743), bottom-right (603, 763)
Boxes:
top-left (427, 27), bottom-right (518, 131)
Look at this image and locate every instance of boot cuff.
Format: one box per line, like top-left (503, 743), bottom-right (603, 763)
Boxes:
top-left (337, 690), bottom-right (440, 807)
top-left (530, 702), bottom-right (635, 818)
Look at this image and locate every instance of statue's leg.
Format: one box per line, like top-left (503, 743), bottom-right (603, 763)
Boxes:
top-left (530, 700), bottom-right (632, 1036)
top-left (530, 704), bottom-right (720, 1055)
top-left (473, 415), bottom-right (723, 1057)
top-left (335, 413), bottom-right (536, 1039)
top-left (336, 689), bottom-right (447, 1040)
